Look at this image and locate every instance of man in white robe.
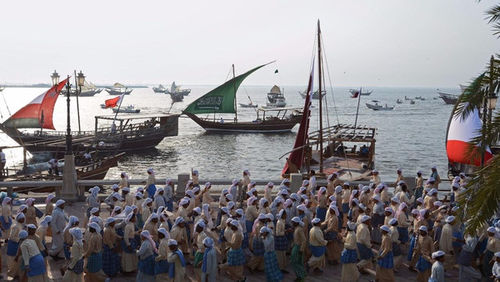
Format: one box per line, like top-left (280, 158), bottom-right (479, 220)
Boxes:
top-left (49, 199), bottom-right (68, 259)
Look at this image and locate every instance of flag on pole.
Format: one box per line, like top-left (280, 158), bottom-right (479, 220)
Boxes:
top-left (104, 94), bottom-right (124, 108)
top-left (274, 69), bottom-right (279, 74)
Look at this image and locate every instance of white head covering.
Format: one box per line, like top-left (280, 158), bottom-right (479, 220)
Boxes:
top-left (90, 207), bottom-right (99, 215)
top-left (45, 194), bottom-right (55, 205)
top-left (380, 225), bottom-right (391, 233)
top-left (419, 225), bottom-right (428, 232)
top-left (260, 226), bottom-right (271, 234)
top-left (179, 197), bottom-right (190, 206)
top-left (203, 237), bottom-right (214, 248)
top-left (64, 215), bottom-right (79, 233)
top-left (56, 199), bottom-right (65, 207)
top-left (40, 216), bottom-right (52, 227)
top-left (140, 230), bottom-right (158, 253)
top-left (2, 196), bottom-right (11, 206)
top-left (432, 250), bottom-right (445, 259)
top-left (389, 218), bottom-right (398, 226)
top-left (360, 215), bottom-right (371, 223)
top-left (19, 230), bottom-right (28, 240)
top-left (27, 223), bottom-right (36, 230)
top-left (311, 218), bottom-right (321, 224)
top-left (168, 239), bottom-right (178, 246)
top-left (158, 227), bottom-right (170, 239)
top-left (445, 216), bottom-right (455, 223)
top-left (495, 251), bottom-right (500, 258)
top-left (347, 221), bottom-right (357, 231)
top-left (297, 204), bottom-right (307, 212)
top-left (89, 222), bottom-right (101, 233)
top-left (105, 217), bottom-right (115, 226)
top-left (70, 227), bottom-right (83, 246)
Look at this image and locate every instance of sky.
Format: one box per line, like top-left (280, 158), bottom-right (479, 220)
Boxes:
top-left (0, 0), bottom-right (498, 87)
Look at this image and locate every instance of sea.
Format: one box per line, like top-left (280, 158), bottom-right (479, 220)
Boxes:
top-left (0, 84), bottom-right (460, 183)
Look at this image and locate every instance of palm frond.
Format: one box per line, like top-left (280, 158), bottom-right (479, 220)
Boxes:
top-left (453, 73), bottom-right (487, 119)
top-left (486, 4), bottom-right (500, 37)
top-left (459, 155), bottom-right (500, 234)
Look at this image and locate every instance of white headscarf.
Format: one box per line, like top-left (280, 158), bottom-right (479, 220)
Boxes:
top-left (64, 216), bottom-right (79, 234)
top-left (45, 194), bottom-right (55, 205)
top-left (70, 227), bottom-right (83, 246)
top-left (89, 222), bottom-right (101, 233)
top-left (202, 203), bottom-right (213, 228)
top-left (40, 216), bottom-right (52, 227)
top-left (158, 227), bottom-right (170, 240)
top-left (2, 196), bottom-right (11, 206)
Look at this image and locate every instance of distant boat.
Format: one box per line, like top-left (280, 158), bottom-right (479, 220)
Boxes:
top-left (239, 95), bottom-right (258, 108)
top-left (169, 92), bottom-right (184, 102)
top-left (0, 86), bottom-right (4, 92)
top-left (438, 91), bottom-right (459, 105)
top-left (112, 105), bottom-right (140, 114)
top-left (410, 99), bottom-right (415, 104)
top-left (350, 88), bottom-right (372, 96)
top-left (153, 84), bottom-right (166, 93)
top-left (404, 96), bottom-right (411, 100)
top-left (366, 101), bottom-right (394, 111)
top-left (267, 85), bottom-right (287, 108)
top-left (166, 81), bottom-right (191, 96)
top-left (183, 63), bottom-right (302, 133)
top-left (415, 96), bottom-right (426, 101)
top-left (105, 83), bottom-right (133, 95)
top-left (299, 90), bottom-right (325, 99)
top-left (396, 99), bottom-right (403, 104)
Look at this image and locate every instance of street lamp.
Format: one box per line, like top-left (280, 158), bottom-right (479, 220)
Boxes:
top-left (65, 76), bottom-right (72, 154)
top-left (488, 95), bottom-right (498, 110)
top-left (77, 71), bottom-right (85, 87)
top-left (75, 70), bottom-right (85, 133)
top-left (51, 70), bottom-right (60, 86)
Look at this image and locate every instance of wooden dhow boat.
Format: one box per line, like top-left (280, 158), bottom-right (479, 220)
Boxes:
top-left (183, 63), bottom-right (302, 133)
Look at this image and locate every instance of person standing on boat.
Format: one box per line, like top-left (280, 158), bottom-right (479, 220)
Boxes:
top-left (0, 148), bottom-right (6, 177)
top-left (146, 168), bottom-right (156, 199)
top-left (49, 200), bottom-right (67, 260)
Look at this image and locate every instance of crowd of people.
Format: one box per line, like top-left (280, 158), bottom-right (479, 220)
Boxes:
top-left (0, 167), bottom-right (499, 282)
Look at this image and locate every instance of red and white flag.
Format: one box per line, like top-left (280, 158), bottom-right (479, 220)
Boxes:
top-left (446, 108), bottom-right (493, 166)
top-left (104, 94), bottom-right (124, 108)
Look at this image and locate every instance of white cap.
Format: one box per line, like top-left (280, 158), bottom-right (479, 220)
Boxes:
top-left (360, 215), bottom-right (371, 223)
top-left (56, 199), bottom-right (65, 207)
top-left (495, 252), bottom-right (500, 258)
top-left (297, 204), bottom-right (307, 212)
top-left (429, 188), bottom-right (438, 196)
top-left (380, 225), bottom-right (391, 233)
top-left (389, 218), bottom-right (398, 226)
top-left (311, 218), bottom-right (321, 224)
top-left (335, 186), bottom-right (343, 194)
top-left (347, 221), bottom-right (357, 230)
top-left (432, 250), bottom-right (445, 259)
top-left (445, 216), bottom-right (455, 223)
top-left (168, 239), bottom-right (178, 246)
top-left (419, 225), bottom-right (428, 232)
top-left (487, 226), bottom-right (496, 233)
top-left (391, 197), bottom-right (400, 203)
top-left (291, 216), bottom-right (302, 224)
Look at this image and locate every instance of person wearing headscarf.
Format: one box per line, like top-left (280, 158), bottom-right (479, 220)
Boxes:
top-left (1, 196), bottom-right (12, 239)
top-left (412, 226), bottom-right (434, 282)
top-left (192, 220), bottom-right (207, 279)
top-left (481, 226), bottom-right (500, 280)
top-left (49, 200), bottom-right (67, 260)
top-left (62, 228), bottom-right (84, 282)
top-left (245, 196), bottom-right (258, 233)
top-left (414, 171), bottom-right (424, 206)
top-left (201, 182), bottom-right (213, 206)
top-left (340, 221), bottom-right (359, 282)
top-left (7, 213), bottom-right (24, 278)
top-left (154, 188), bottom-right (167, 212)
top-left (323, 203), bottom-right (341, 265)
top-left (200, 236), bottom-right (217, 282)
top-left (220, 220), bottom-right (246, 281)
top-left (492, 252), bottom-right (500, 281)
top-left (258, 198), bottom-right (270, 215)
top-left (308, 217), bottom-right (328, 272)
top-left (25, 198), bottom-right (37, 227)
top-left (36, 216), bottom-right (52, 253)
top-left (154, 227), bottom-right (171, 281)
top-left (429, 250), bottom-right (446, 282)
top-left (356, 215), bottom-right (374, 273)
top-left (457, 235), bottom-right (482, 281)
top-left (396, 203), bottom-right (410, 246)
top-left (388, 218), bottom-right (402, 271)
top-left (86, 186), bottom-right (100, 218)
top-left (260, 226), bottom-right (283, 282)
top-left (89, 208), bottom-right (104, 233)
top-left (44, 194), bottom-right (55, 216)
top-left (146, 168), bottom-right (157, 199)
top-left (439, 215), bottom-right (456, 271)
top-left (248, 215), bottom-right (266, 272)
top-left (274, 209), bottom-right (288, 272)
top-left (170, 217), bottom-right (188, 255)
top-left (102, 218), bottom-right (120, 278)
top-left (430, 166), bottom-right (441, 189)
top-left (121, 213), bottom-right (139, 273)
top-left (83, 222), bottom-right (106, 281)
top-left (141, 198), bottom-right (153, 228)
top-left (376, 225), bottom-right (395, 282)
top-left (164, 179), bottom-right (174, 211)
top-left (143, 213), bottom-right (159, 241)
top-left (167, 239), bottom-right (187, 282)
top-left (63, 216), bottom-right (80, 260)
top-left (240, 170), bottom-right (251, 203)
top-left (315, 187), bottom-right (328, 222)
top-left (290, 216), bottom-right (306, 281)
top-left (18, 229), bottom-right (45, 282)
top-left (136, 230), bottom-right (157, 282)
top-left (119, 172), bottom-right (129, 188)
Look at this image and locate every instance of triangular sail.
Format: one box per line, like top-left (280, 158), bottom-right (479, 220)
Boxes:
top-left (2, 78), bottom-right (68, 129)
top-left (183, 63), bottom-right (270, 114)
top-left (282, 61), bottom-right (315, 176)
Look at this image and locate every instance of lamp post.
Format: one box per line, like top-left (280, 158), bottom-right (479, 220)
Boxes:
top-left (65, 76), bottom-right (72, 154)
top-left (61, 73), bottom-right (78, 201)
top-left (51, 70), bottom-right (59, 86)
top-left (75, 70), bottom-right (85, 133)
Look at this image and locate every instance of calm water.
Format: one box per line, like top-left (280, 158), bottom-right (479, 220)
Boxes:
top-left (0, 84), bottom-right (459, 182)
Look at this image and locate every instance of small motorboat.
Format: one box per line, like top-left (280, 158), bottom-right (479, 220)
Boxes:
top-left (299, 90), bottom-right (325, 99)
top-left (410, 100), bottom-right (415, 105)
top-left (105, 83), bottom-right (133, 95)
top-left (166, 81), bottom-right (191, 96)
top-left (404, 96), bottom-right (411, 100)
top-left (396, 99), bottom-right (403, 104)
top-left (415, 96), bottom-right (426, 101)
top-left (438, 92), bottom-right (459, 105)
top-left (169, 92), bottom-right (184, 102)
top-left (112, 105), bottom-right (140, 113)
top-left (239, 95), bottom-right (258, 108)
top-left (366, 101), bottom-right (394, 111)
top-left (267, 85), bottom-right (287, 108)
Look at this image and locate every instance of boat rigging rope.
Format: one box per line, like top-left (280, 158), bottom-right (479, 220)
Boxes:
top-left (320, 32), bottom-right (353, 179)
top-left (1, 91), bottom-right (12, 117)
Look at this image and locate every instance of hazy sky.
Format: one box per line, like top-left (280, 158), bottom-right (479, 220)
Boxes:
top-left (0, 0), bottom-right (498, 87)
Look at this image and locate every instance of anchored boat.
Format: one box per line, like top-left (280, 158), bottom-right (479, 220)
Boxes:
top-left (105, 83), bottom-right (133, 95)
top-left (183, 63), bottom-right (302, 133)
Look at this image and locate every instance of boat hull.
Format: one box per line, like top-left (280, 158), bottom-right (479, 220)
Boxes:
top-left (438, 92), bottom-right (459, 105)
top-left (105, 89), bottom-right (133, 95)
top-left (185, 113), bottom-right (301, 133)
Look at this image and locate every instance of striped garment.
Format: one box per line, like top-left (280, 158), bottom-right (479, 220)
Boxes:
top-left (356, 243), bottom-right (373, 260)
top-left (70, 258), bottom-right (84, 274)
top-left (274, 235), bottom-right (288, 251)
top-left (102, 244), bottom-right (120, 277)
top-left (397, 227), bottom-right (409, 243)
top-left (138, 255), bottom-right (156, 275)
top-left (86, 252), bottom-right (103, 273)
top-left (227, 248), bottom-right (246, 266)
top-left (377, 251), bottom-right (394, 269)
top-left (416, 256), bottom-right (432, 272)
top-left (325, 231), bottom-right (338, 241)
top-left (407, 235), bottom-right (416, 261)
top-left (340, 248), bottom-right (358, 264)
top-left (290, 244), bottom-right (306, 279)
top-left (316, 207), bottom-right (327, 222)
top-left (155, 259), bottom-right (170, 275)
top-left (264, 251), bottom-right (283, 282)
top-left (252, 238), bottom-right (265, 256)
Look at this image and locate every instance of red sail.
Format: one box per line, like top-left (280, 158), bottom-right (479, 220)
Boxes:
top-left (281, 63), bottom-right (315, 176)
top-left (2, 78), bottom-right (68, 130)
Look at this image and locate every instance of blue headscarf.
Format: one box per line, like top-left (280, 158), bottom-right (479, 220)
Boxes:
top-left (202, 237), bottom-right (214, 273)
top-left (168, 249), bottom-right (186, 278)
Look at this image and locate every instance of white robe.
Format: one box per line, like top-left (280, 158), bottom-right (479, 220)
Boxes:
top-left (201, 247), bottom-right (217, 282)
top-left (49, 207), bottom-right (67, 256)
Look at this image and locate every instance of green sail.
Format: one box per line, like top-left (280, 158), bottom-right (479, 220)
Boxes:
top-left (183, 63), bottom-right (269, 114)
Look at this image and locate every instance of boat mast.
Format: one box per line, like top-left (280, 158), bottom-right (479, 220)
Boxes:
top-left (354, 87), bottom-right (362, 130)
top-left (233, 64), bottom-right (237, 122)
top-left (317, 20), bottom-right (324, 173)
top-left (74, 70), bottom-right (81, 133)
